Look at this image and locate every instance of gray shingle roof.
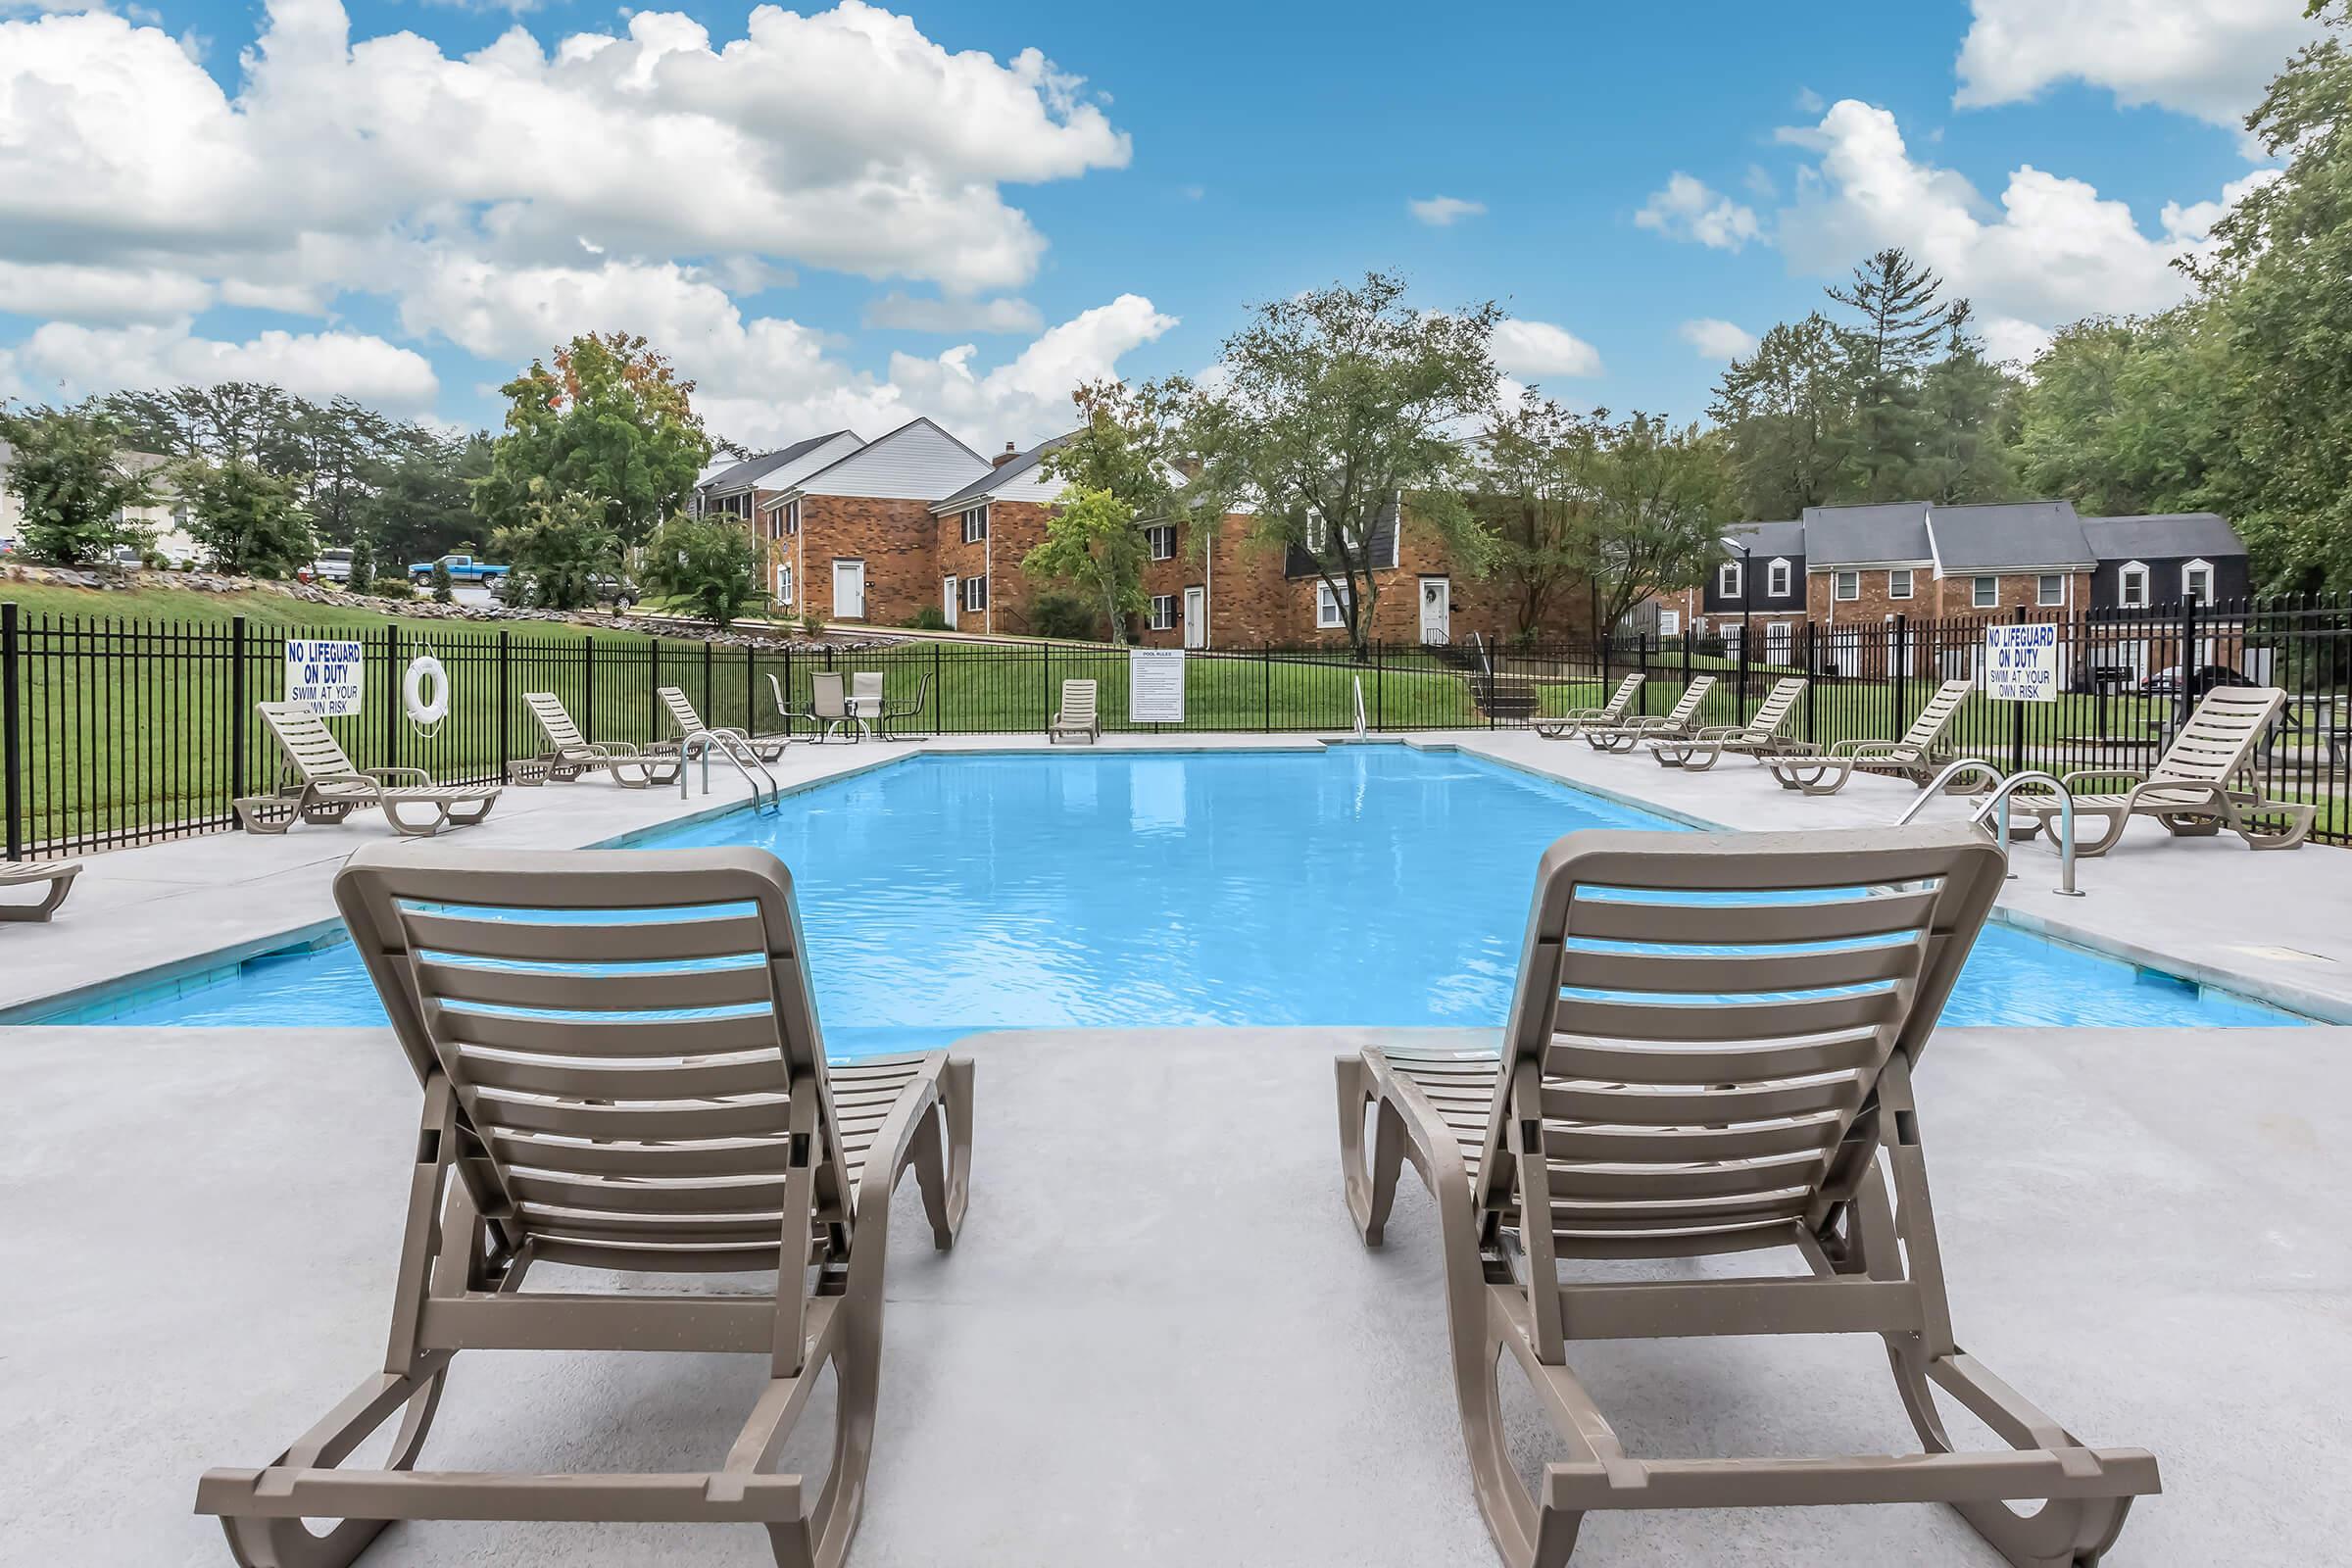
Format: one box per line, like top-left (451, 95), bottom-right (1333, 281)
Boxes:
top-left (1927, 501), bottom-right (2092, 570)
top-left (701, 431), bottom-right (855, 494)
top-left (1801, 503), bottom-right (1933, 565)
top-left (2080, 513), bottom-right (2243, 561)
top-left (932, 429), bottom-right (1079, 512)
top-left (1722, 518), bottom-right (1805, 558)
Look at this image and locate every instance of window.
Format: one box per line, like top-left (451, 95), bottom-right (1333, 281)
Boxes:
top-left (960, 574), bottom-right (988, 612)
top-left (782, 500), bottom-right (800, 537)
top-left (1657, 609), bottom-right (1681, 638)
top-left (1717, 561), bottom-right (1742, 600)
top-left (2037, 573), bottom-right (2065, 607)
top-left (1767, 558), bottom-right (1791, 598)
top-left (1304, 508), bottom-right (1328, 552)
top-left (776, 565), bottom-right (794, 604)
top-left (1148, 593), bottom-right (1177, 631)
top-left (1146, 523), bottom-right (1177, 561)
top-left (1887, 568), bottom-right (1913, 600)
top-left (1834, 569), bottom-right (1860, 602)
top-left (2118, 561), bottom-right (2149, 609)
top-left (2182, 559), bottom-right (2213, 605)
top-left (960, 505), bottom-right (989, 544)
top-left (1316, 579), bottom-right (1350, 628)
top-left (1972, 576), bottom-right (1998, 609)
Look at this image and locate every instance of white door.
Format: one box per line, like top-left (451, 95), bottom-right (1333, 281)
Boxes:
top-left (1182, 586), bottom-right (1206, 649)
top-left (942, 575), bottom-right (958, 629)
top-left (1419, 576), bottom-right (1450, 645)
top-left (1765, 622), bottom-right (1790, 665)
top-left (832, 559), bottom-right (865, 620)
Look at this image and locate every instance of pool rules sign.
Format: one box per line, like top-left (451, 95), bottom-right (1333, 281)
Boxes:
top-left (1984, 623), bottom-right (2058, 703)
top-left (1130, 648), bottom-right (1185, 724)
top-left (286, 638), bottom-right (366, 717)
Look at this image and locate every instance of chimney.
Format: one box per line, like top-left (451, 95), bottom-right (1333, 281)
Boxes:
top-left (993, 441), bottom-right (1020, 468)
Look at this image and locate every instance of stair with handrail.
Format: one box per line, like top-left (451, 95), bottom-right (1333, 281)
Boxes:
top-left (676, 729), bottom-right (783, 815)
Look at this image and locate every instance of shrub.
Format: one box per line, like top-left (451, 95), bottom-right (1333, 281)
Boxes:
top-left (799, 607), bottom-right (825, 637)
top-left (904, 605), bottom-right (950, 631)
top-left (346, 538), bottom-right (375, 592)
top-left (372, 576), bottom-right (416, 598)
top-left (430, 560), bottom-right (455, 603)
top-left (1026, 588), bottom-right (1100, 641)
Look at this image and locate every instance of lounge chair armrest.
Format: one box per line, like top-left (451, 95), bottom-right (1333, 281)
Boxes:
top-left (588, 741), bottom-right (644, 758)
top-left (2057, 768), bottom-right (2146, 792)
top-left (364, 766), bottom-right (433, 786)
top-left (1829, 739), bottom-right (1903, 759)
top-left (1686, 723), bottom-right (1747, 741)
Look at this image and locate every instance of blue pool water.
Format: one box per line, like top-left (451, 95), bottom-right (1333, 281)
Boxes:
top-left (48, 748), bottom-right (2301, 1043)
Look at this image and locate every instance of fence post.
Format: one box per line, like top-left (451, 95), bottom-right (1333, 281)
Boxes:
top-left (745, 643), bottom-right (756, 734)
top-left (1802, 621), bottom-right (1817, 742)
top-left (1638, 633), bottom-right (1650, 716)
top-left (382, 623), bottom-right (401, 772)
top-left (2, 603), bottom-right (21, 861)
top-left (2176, 595), bottom-right (2199, 740)
top-left (703, 637), bottom-right (713, 721)
top-left (497, 629), bottom-right (513, 776)
top-left (230, 613), bottom-right (249, 806)
top-left (1376, 641), bottom-right (1386, 730)
top-left (1043, 641), bottom-right (1052, 735)
top-left (933, 642), bottom-right (943, 735)
top-left (1735, 614), bottom-right (1750, 716)
top-left (782, 645), bottom-right (795, 738)
top-left (1263, 644), bottom-right (1272, 731)
top-left (2010, 605), bottom-right (2028, 773)
top-left (583, 634), bottom-right (597, 742)
top-left (1679, 620), bottom-right (1691, 712)
top-left (1892, 613), bottom-right (1909, 729)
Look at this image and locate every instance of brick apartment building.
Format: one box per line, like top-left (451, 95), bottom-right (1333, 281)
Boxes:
top-left (1657, 500), bottom-right (2250, 678)
top-left (700, 425), bottom-right (1591, 646)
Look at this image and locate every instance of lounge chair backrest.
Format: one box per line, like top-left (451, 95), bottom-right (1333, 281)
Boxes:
top-left (1478, 824), bottom-right (2004, 1359)
top-left (1599, 672), bottom-right (1642, 719)
top-left (333, 845), bottom-right (852, 1275)
top-left (1658, 675), bottom-right (1715, 727)
top-left (1898, 678), bottom-right (1974, 752)
top-left (524, 692), bottom-right (588, 755)
top-left (1743, 677), bottom-right (1806, 738)
top-left (1061, 679), bottom-right (1098, 721)
top-left (657, 685), bottom-right (706, 739)
top-left (257, 700), bottom-right (361, 783)
top-left (2149, 686), bottom-right (2284, 785)
top-left (851, 672), bottom-right (884, 706)
top-left (810, 672), bottom-right (847, 719)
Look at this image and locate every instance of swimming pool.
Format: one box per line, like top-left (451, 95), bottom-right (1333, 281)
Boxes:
top-left (38, 747), bottom-right (2302, 1041)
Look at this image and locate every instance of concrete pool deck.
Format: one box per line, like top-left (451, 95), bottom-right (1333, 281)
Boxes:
top-left (4, 1023), bottom-right (2348, 1566)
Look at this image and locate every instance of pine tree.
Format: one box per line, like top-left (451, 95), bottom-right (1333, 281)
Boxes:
top-left (1828, 249), bottom-right (1953, 500)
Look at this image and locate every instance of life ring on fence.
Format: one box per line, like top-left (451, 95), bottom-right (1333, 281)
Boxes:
top-left (403, 654), bottom-right (450, 728)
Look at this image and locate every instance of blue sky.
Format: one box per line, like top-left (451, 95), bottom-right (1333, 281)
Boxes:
top-left (0, 0), bottom-right (2319, 451)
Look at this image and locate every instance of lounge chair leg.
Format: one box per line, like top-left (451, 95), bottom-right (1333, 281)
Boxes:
top-left (908, 1061), bottom-right (974, 1252)
top-left (1334, 1056), bottom-right (1403, 1246)
top-left (2232, 801), bottom-right (2315, 850)
top-left (212, 1363), bottom-right (451, 1568)
top-left (377, 799), bottom-right (451, 838)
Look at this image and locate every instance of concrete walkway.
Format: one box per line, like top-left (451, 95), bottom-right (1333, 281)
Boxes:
top-left (3, 1024), bottom-right (2345, 1566)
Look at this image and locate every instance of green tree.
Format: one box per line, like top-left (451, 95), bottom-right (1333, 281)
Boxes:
top-left (281, 396), bottom-right (397, 544)
top-left (179, 459), bottom-right (316, 576)
top-left (490, 485), bottom-right (623, 611)
top-left (1022, 486), bottom-right (1150, 644)
top-left (430, 559), bottom-right (455, 603)
top-left (358, 430), bottom-right (490, 566)
top-left (1183, 270), bottom-right (1500, 659)
top-left (643, 511), bottom-right (764, 627)
top-left (1473, 397), bottom-right (1592, 639)
top-left (475, 332), bottom-right (712, 547)
top-left (2011, 310), bottom-right (2232, 518)
top-left (1828, 248), bottom-right (1955, 500)
top-left (1912, 304), bottom-right (2022, 505)
top-left (346, 537), bottom-right (376, 595)
top-left (0, 402), bottom-right (159, 564)
top-left (1708, 314), bottom-right (1853, 517)
top-left (1573, 414), bottom-right (1735, 633)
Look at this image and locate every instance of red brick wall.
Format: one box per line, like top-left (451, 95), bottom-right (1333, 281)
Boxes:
top-left (799, 496), bottom-right (938, 627)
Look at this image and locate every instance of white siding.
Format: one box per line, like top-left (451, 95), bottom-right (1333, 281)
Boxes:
top-left (796, 419), bottom-right (989, 502)
top-left (760, 432), bottom-right (863, 495)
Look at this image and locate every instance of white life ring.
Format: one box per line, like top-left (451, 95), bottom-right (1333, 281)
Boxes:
top-left (403, 654), bottom-right (450, 727)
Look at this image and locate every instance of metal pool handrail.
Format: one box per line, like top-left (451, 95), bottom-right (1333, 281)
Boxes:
top-left (1897, 760), bottom-right (2082, 898)
top-left (1352, 676), bottom-right (1367, 738)
top-left (677, 729), bottom-right (781, 814)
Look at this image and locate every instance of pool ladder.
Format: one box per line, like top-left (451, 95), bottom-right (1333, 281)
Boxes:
top-left (1351, 675), bottom-right (1368, 739)
top-left (677, 729), bottom-right (783, 815)
top-left (1897, 760), bottom-right (2083, 897)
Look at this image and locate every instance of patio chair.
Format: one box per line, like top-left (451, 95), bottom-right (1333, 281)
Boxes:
top-left (2012, 685), bottom-right (2315, 855)
top-left (1335, 823), bottom-right (2158, 1568)
top-left (195, 844), bottom-right (976, 1568)
top-left (1585, 675), bottom-right (1715, 753)
top-left (1764, 677), bottom-right (1974, 796)
top-left (874, 673), bottom-right (932, 742)
top-left (0, 858), bottom-right (80, 922)
top-left (239, 701), bottom-right (501, 838)
top-left (1533, 673), bottom-right (1642, 740)
top-left (770, 671), bottom-right (859, 743)
top-left (1650, 676), bottom-right (1807, 771)
top-left (658, 686), bottom-right (789, 761)
top-left (517, 691), bottom-right (678, 788)
top-left (849, 671), bottom-right (885, 741)
top-left (1049, 678), bottom-right (1101, 744)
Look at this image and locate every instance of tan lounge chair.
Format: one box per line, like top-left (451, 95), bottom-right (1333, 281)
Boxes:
top-left (2014, 685), bottom-right (2314, 855)
top-left (1650, 676), bottom-right (1807, 770)
top-left (0, 858), bottom-right (80, 922)
top-left (1335, 823), bottom-right (2158, 1567)
top-left (1534, 673), bottom-right (1642, 740)
top-left (1049, 678), bottom-right (1100, 744)
top-left (659, 686), bottom-right (789, 761)
top-left (1586, 675), bottom-right (1715, 753)
top-left (196, 845), bottom-right (975, 1568)
top-left (518, 691), bottom-right (679, 788)
top-left (1765, 677), bottom-right (1973, 795)
top-left (239, 701), bottom-right (501, 838)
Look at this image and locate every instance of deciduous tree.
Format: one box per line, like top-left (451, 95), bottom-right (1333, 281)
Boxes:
top-left (475, 333), bottom-right (712, 547)
top-left (644, 511), bottom-right (764, 627)
top-left (179, 459), bottom-right (316, 577)
top-left (1022, 486), bottom-right (1149, 645)
top-left (0, 402), bottom-right (158, 564)
top-left (490, 485), bottom-right (623, 611)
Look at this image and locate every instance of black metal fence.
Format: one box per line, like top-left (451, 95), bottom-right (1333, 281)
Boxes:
top-left (4, 596), bottom-right (2346, 859)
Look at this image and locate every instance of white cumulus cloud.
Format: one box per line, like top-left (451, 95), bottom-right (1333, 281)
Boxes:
top-left (1954, 0), bottom-right (2322, 129)
top-left (1677, 318), bottom-right (1759, 360)
top-left (1634, 173), bottom-right (1763, 252)
top-left (861, 292), bottom-right (1046, 334)
top-left (1407, 195), bottom-right (1487, 227)
top-left (2, 320), bottom-right (440, 413)
top-left (1492, 318), bottom-right (1603, 379)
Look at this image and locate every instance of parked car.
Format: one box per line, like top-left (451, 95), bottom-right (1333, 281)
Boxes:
top-left (2139, 663), bottom-right (2256, 700)
top-left (312, 548), bottom-right (355, 583)
top-left (408, 553), bottom-right (512, 589)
